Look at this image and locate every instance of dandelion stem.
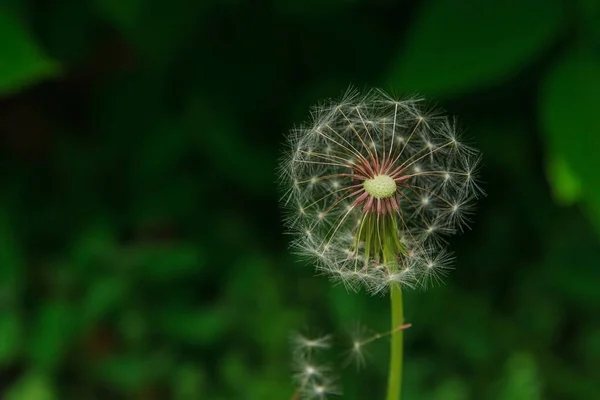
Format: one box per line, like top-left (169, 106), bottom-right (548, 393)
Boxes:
top-left (386, 283), bottom-right (404, 400)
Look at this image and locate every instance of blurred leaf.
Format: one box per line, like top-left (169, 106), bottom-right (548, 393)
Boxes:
top-left (219, 352), bottom-right (248, 393)
top-left (172, 364), bottom-right (206, 400)
top-left (0, 7), bottom-right (59, 95)
top-left (0, 312), bottom-right (21, 365)
top-left (96, 355), bottom-right (151, 392)
top-left (128, 244), bottom-right (205, 280)
top-left (387, 0), bottom-right (563, 96)
top-left (515, 291), bottom-right (563, 346)
top-left (540, 49), bottom-right (600, 233)
top-left (243, 364), bottom-right (294, 400)
top-left (544, 229), bottom-right (600, 307)
top-left (4, 372), bottom-right (57, 400)
top-left (497, 353), bottom-right (542, 400)
top-left (118, 311), bottom-right (148, 346)
top-left (81, 277), bottom-right (126, 326)
top-left (158, 307), bottom-right (228, 345)
top-left (402, 357), bottom-right (440, 399)
top-left (29, 301), bottom-right (76, 371)
top-left (432, 378), bottom-right (468, 400)
top-left (431, 290), bottom-right (494, 366)
top-left (546, 153), bottom-right (583, 206)
top-left (70, 225), bottom-right (117, 270)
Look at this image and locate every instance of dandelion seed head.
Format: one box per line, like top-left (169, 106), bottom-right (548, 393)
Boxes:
top-left (279, 88), bottom-right (482, 293)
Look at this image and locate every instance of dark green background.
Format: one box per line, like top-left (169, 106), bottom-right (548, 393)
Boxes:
top-left (1, 0), bottom-right (599, 399)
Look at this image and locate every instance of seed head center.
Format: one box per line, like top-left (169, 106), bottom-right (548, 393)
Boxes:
top-left (363, 174), bottom-right (396, 199)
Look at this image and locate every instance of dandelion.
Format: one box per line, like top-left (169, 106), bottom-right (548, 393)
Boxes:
top-left (279, 88), bottom-right (482, 400)
top-left (279, 88), bottom-right (481, 293)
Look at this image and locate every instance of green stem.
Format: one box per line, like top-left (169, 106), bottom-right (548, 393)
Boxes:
top-left (386, 283), bottom-right (403, 400)
top-left (356, 213), bottom-right (405, 399)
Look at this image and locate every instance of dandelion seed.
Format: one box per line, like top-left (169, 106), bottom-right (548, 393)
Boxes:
top-left (343, 324), bottom-right (372, 370)
top-left (301, 378), bottom-right (341, 400)
top-left (291, 333), bottom-right (332, 353)
top-left (343, 322), bottom-right (413, 370)
top-left (292, 359), bottom-right (331, 384)
top-left (290, 332), bottom-right (340, 400)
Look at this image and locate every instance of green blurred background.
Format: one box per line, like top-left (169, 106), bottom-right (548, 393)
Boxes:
top-left (1, 0), bottom-right (600, 399)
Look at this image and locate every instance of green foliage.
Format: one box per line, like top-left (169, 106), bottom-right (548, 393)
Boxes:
top-left (80, 277), bottom-right (126, 326)
top-left (431, 378), bottom-right (468, 400)
top-left (171, 363), bottom-right (206, 399)
top-left (96, 355), bottom-right (154, 392)
top-left (1, 0), bottom-right (599, 398)
top-left (497, 353), bottom-right (542, 400)
top-left (28, 301), bottom-right (76, 372)
top-left (546, 154), bottom-right (583, 206)
top-left (5, 372), bottom-right (57, 400)
top-left (0, 7), bottom-right (59, 95)
top-left (157, 307), bottom-right (229, 345)
top-left (541, 48), bottom-right (600, 233)
top-left (387, 0), bottom-right (563, 97)
top-left (0, 312), bottom-right (21, 365)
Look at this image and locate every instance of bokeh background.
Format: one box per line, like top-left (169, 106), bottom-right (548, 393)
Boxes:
top-left (1, 0), bottom-right (600, 399)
